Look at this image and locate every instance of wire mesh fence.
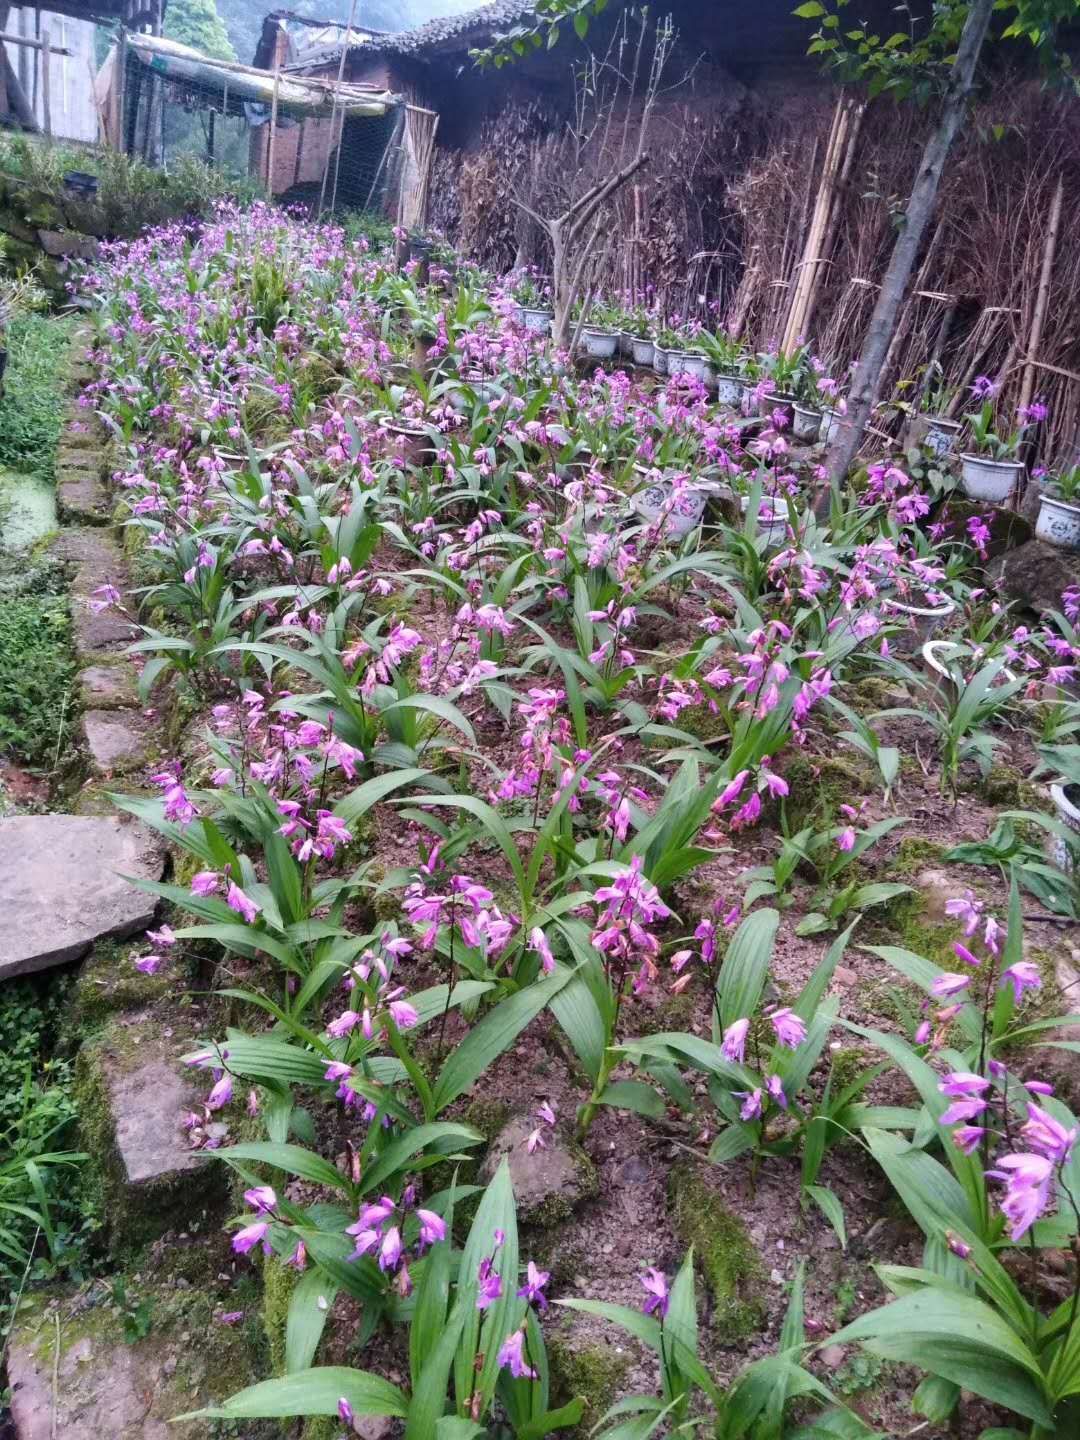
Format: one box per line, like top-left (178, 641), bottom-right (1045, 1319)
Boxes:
top-left (108, 31), bottom-right (408, 218)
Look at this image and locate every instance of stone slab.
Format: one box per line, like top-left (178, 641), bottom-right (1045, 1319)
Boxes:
top-left (57, 472), bottom-right (110, 526)
top-left (73, 604), bottom-right (137, 657)
top-left (8, 1327), bottom-right (173, 1440)
top-left (83, 709), bottom-right (149, 775)
top-left (110, 1057), bottom-right (204, 1187)
top-left (0, 814), bottom-right (164, 978)
top-left (79, 663), bottom-right (138, 710)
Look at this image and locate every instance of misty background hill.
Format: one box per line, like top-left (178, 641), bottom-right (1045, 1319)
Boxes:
top-left (215, 0), bottom-right (478, 65)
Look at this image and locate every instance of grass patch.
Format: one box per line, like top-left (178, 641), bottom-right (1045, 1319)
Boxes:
top-left (0, 313), bottom-right (73, 481)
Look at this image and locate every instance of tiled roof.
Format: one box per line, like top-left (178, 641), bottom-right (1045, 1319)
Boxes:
top-left (373, 0), bottom-right (536, 55)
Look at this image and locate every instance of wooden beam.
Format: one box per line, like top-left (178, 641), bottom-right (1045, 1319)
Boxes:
top-left (0, 32), bottom-right (71, 55)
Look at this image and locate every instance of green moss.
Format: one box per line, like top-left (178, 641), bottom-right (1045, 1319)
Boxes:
top-left (463, 1097), bottom-right (510, 1141)
top-left (668, 1165), bottom-right (764, 1341)
top-left (69, 936), bottom-right (176, 1029)
top-left (547, 1337), bottom-right (632, 1437)
top-left (301, 1420), bottom-right (339, 1440)
top-left (889, 836), bottom-right (948, 877)
top-left (781, 753), bottom-right (874, 830)
top-left (845, 676), bottom-right (909, 716)
top-left (880, 896), bottom-right (961, 968)
top-left (829, 1045), bottom-right (870, 1095)
top-left (261, 1254), bottom-right (299, 1377)
top-left (672, 701), bottom-right (726, 743)
top-left (981, 764), bottom-right (1022, 807)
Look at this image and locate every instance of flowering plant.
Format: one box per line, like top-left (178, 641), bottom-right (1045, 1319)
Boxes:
top-left (185, 1166), bottom-right (585, 1437)
top-left (964, 379), bottom-right (1047, 460)
top-left (830, 877), bottom-right (1080, 1431)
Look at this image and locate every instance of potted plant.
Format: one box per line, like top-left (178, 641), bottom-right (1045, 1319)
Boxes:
top-left (696, 329), bottom-right (744, 404)
top-left (577, 299), bottom-right (622, 360)
top-left (791, 362), bottom-right (836, 444)
top-left (960, 383), bottom-right (1042, 503)
top-left (653, 324), bottom-right (684, 377)
top-left (623, 303), bottom-right (656, 368)
top-left (1034, 466), bottom-right (1080, 550)
top-left (757, 345), bottom-right (806, 426)
top-left (510, 271), bottom-right (554, 333)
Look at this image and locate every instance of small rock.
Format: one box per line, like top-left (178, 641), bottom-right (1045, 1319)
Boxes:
top-left (355, 1417), bottom-right (394, 1440)
top-left (833, 965), bottom-right (857, 987)
top-left (480, 1116), bottom-right (598, 1228)
top-left (915, 868), bottom-right (956, 925)
top-left (615, 1155), bottom-right (651, 1186)
top-left (770, 1267), bottom-right (785, 1284)
top-left (819, 1344), bottom-right (847, 1368)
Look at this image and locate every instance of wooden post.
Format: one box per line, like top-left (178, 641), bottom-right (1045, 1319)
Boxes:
top-left (318, 0), bottom-right (358, 217)
top-left (266, 61), bottom-right (281, 198)
top-left (39, 25), bottom-right (50, 138)
top-left (115, 27), bottom-right (128, 153)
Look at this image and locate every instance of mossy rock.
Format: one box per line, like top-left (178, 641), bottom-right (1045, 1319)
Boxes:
top-left (889, 836), bottom-right (949, 879)
top-left (547, 1335), bottom-right (632, 1438)
top-left (668, 1164), bottom-right (765, 1341)
top-left (981, 764), bottom-right (1023, 807)
top-left (780, 752), bottom-right (874, 829)
top-left (480, 1116), bottom-right (598, 1228)
top-left (73, 1018), bottom-right (228, 1260)
top-left (68, 935), bottom-right (177, 1029)
top-left (7, 1280), bottom-right (272, 1438)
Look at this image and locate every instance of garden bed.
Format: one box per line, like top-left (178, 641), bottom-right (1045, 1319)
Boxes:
top-left (2, 206), bottom-right (1080, 1440)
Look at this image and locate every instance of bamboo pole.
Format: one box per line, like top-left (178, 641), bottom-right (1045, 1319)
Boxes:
top-left (782, 95), bottom-right (849, 351)
top-left (801, 99), bottom-right (864, 342)
top-left (1018, 175), bottom-right (1064, 418)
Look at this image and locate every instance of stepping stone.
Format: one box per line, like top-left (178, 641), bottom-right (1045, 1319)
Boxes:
top-left (57, 471), bottom-right (110, 526)
top-left (79, 663), bottom-right (139, 709)
top-left (0, 814), bottom-right (164, 979)
top-left (83, 709), bottom-right (149, 775)
top-left (77, 1026), bottom-right (229, 1254)
top-left (74, 605), bottom-right (137, 658)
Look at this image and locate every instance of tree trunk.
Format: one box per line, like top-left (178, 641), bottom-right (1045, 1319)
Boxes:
top-left (824, 0), bottom-right (996, 488)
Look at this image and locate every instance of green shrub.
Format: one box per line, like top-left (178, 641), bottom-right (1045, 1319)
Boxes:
top-left (0, 590), bottom-right (75, 766)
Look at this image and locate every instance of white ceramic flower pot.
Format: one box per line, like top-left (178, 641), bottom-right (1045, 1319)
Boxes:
top-left (667, 350), bottom-right (689, 377)
top-left (925, 416), bottom-right (962, 459)
top-left (740, 495), bottom-right (788, 547)
top-left (959, 454), bottom-right (1023, 504)
top-left (758, 392), bottom-right (796, 427)
top-left (581, 326), bottom-right (619, 359)
top-left (632, 478), bottom-right (706, 538)
top-left (1050, 783), bottom-right (1080, 871)
top-left (820, 406), bottom-right (844, 445)
top-left (716, 373), bottom-right (741, 408)
top-left (652, 345), bottom-right (668, 376)
top-left (631, 336), bottom-right (655, 368)
top-left (680, 352), bottom-right (712, 384)
top-left (618, 330), bottom-right (634, 358)
top-left (1036, 492), bottom-right (1080, 550)
top-left (792, 404), bottom-right (822, 443)
top-left (521, 307), bottom-right (553, 334)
